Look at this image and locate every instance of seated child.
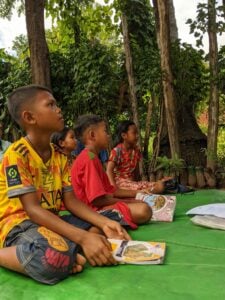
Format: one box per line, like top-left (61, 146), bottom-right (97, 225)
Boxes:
top-left (0, 85), bottom-right (130, 285)
top-left (71, 114), bottom-right (152, 230)
top-left (0, 121), bottom-right (11, 162)
top-left (106, 120), bottom-right (165, 194)
top-left (51, 126), bottom-right (77, 166)
top-left (51, 127), bottom-right (77, 213)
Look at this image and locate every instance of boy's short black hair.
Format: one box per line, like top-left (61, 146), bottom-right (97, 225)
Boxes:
top-left (74, 114), bottom-right (104, 142)
top-left (7, 84), bottom-right (52, 125)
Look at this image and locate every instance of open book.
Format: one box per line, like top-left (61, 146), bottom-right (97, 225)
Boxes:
top-left (109, 239), bottom-right (166, 265)
top-left (186, 203), bottom-right (225, 219)
top-left (135, 193), bottom-right (176, 222)
top-left (191, 215), bottom-right (225, 231)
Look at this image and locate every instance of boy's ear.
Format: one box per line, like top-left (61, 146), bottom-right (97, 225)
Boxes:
top-left (121, 132), bottom-right (126, 140)
top-left (59, 140), bottom-right (64, 148)
top-left (21, 110), bottom-right (36, 125)
top-left (90, 130), bottom-right (95, 139)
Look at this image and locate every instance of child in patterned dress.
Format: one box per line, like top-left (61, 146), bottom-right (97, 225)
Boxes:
top-left (106, 120), bottom-right (165, 194)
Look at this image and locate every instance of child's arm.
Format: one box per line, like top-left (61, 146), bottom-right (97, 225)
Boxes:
top-left (20, 192), bottom-right (129, 266)
top-left (93, 194), bottom-right (143, 207)
top-left (106, 161), bottom-right (117, 186)
top-left (92, 194), bottom-right (119, 207)
top-left (114, 188), bottom-right (151, 198)
top-left (63, 191), bottom-right (130, 240)
top-left (113, 188), bottom-right (138, 198)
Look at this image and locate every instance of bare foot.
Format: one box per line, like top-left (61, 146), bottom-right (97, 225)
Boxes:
top-left (71, 253), bottom-right (87, 274)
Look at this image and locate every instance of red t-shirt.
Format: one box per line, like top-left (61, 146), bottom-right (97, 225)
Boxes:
top-left (71, 149), bottom-right (116, 210)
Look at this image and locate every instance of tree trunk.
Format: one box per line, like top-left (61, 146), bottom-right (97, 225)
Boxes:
top-left (143, 94), bottom-right (155, 160)
top-left (121, 13), bottom-right (144, 178)
top-left (25, 0), bottom-right (51, 88)
top-left (153, 0), bottom-right (180, 159)
top-left (149, 97), bottom-right (164, 174)
top-left (207, 0), bottom-right (219, 171)
top-left (168, 0), bottom-right (178, 42)
top-left (159, 103), bottom-right (207, 166)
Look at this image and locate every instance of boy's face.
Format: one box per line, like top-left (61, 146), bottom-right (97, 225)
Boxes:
top-left (94, 121), bottom-right (109, 150)
top-left (61, 129), bottom-right (77, 152)
top-left (25, 91), bottom-right (64, 133)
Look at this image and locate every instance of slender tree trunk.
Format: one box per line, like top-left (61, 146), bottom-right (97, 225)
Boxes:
top-left (149, 96), bottom-right (164, 173)
top-left (207, 0), bottom-right (219, 171)
top-left (168, 0), bottom-right (178, 42)
top-left (153, 0), bottom-right (180, 158)
top-left (25, 0), bottom-right (51, 88)
top-left (121, 13), bottom-right (144, 178)
top-left (143, 94), bottom-right (155, 160)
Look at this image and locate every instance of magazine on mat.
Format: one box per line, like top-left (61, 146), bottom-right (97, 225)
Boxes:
top-left (135, 193), bottom-right (176, 222)
top-left (109, 239), bottom-right (166, 265)
top-left (186, 203), bottom-right (225, 219)
top-left (190, 215), bottom-right (225, 231)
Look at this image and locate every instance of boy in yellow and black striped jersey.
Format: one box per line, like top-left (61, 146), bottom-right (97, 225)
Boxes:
top-left (0, 85), bottom-right (130, 285)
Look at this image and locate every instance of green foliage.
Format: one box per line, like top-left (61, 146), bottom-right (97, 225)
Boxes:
top-left (217, 128), bottom-right (225, 167)
top-left (218, 45), bottom-right (225, 95)
top-left (0, 0), bottom-right (17, 18)
top-left (122, 0), bottom-right (160, 97)
top-left (111, 0), bottom-right (161, 132)
top-left (155, 154), bottom-right (185, 173)
top-left (0, 0), bottom-right (24, 19)
top-left (45, 0), bottom-right (124, 128)
top-left (0, 0), bottom-right (221, 158)
top-left (186, 2), bottom-right (225, 49)
top-left (0, 37), bottom-right (30, 140)
top-left (171, 42), bottom-right (209, 107)
top-left (50, 39), bottom-right (121, 125)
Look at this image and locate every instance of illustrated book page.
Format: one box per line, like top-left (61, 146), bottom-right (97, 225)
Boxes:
top-left (109, 239), bottom-right (166, 265)
top-left (135, 193), bottom-right (176, 222)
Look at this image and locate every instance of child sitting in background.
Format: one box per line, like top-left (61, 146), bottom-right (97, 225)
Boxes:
top-left (51, 127), bottom-right (77, 166)
top-left (106, 120), bottom-right (165, 194)
top-left (51, 127), bottom-right (77, 213)
top-left (71, 114), bottom-right (152, 230)
top-left (0, 85), bottom-right (130, 285)
top-left (0, 121), bottom-right (11, 162)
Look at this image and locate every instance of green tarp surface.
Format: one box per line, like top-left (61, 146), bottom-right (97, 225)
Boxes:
top-left (1, 189), bottom-right (225, 300)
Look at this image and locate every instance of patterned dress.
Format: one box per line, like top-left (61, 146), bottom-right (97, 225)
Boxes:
top-left (109, 143), bottom-right (155, 191)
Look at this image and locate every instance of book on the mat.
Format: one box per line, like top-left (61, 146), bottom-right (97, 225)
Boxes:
top-left (186, 203), bottom-right (225, 219)
top-left (190, 215), bottom-right (225, 231)
top-left (135, 193), bottom-right (176, 222)
top-left (109, 239), bottom-right (166, 265)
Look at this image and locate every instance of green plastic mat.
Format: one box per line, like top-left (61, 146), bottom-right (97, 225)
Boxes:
top-left (1, 189), bottom-right (225, 300)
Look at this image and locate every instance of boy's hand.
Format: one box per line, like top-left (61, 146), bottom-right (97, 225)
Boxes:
top-left (102, 220), bottom-right (131, 241)
top-left (80, 232), bottom-right (117, 266)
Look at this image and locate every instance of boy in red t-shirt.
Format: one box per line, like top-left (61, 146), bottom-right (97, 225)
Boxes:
top-left (71, 114), bottom-right (152, 229)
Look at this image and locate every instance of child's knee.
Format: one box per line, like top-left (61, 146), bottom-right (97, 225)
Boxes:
top-left (139, 202), bottom-right (152, 223)
top-left (17, 240), bottom-right (76, 285)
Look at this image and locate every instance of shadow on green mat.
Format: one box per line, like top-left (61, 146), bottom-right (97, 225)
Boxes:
top-left (1, 189), bottom-right (225, 300)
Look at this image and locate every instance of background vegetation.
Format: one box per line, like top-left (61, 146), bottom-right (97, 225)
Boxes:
top-left (0, 0), bottom-right (225, 178)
